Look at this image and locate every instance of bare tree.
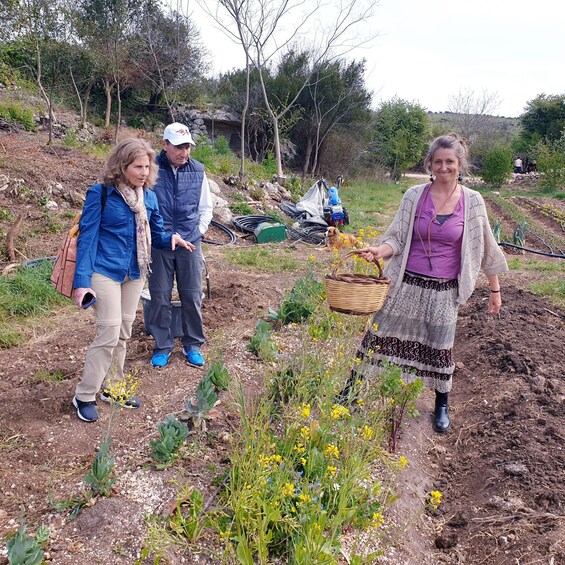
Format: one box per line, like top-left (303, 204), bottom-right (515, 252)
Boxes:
top-left (447, 87), bottom-right (502, 146)
top-left (199, 0), bottom-right (377, 181)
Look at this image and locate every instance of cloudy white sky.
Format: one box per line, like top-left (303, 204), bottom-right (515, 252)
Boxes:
top-left (191, 0), bottom-right (564, 118)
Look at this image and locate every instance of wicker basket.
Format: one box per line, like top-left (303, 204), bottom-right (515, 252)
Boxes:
top-left (325, 251), bottom-right (391, 316)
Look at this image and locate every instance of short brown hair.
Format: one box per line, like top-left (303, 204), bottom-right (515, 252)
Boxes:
top-left (424, 134), bottom-right (469, 175)
top-left (103, 138), bottom-right (158, 189)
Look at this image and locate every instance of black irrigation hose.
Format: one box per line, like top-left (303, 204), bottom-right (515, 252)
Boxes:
top-left (286, 225), bottom-right (327, 245)
top-left (499, 242), bottom-right (565, 258)
top-left (202, 219), bottom-right (237, 246)
top-left (231, 215), bottom-right (279, 234)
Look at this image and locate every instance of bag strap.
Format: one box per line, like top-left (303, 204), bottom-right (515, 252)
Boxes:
top-left (101, 184), bottom-right (108, 211)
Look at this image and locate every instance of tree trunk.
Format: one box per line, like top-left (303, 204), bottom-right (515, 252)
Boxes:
top-left (239, 60), bottom-right (250, 180)
top-left (303, 135), bottom-right (314, 177)
top-left (114, 79), bottom-right (122, 144)
top-left (103, 78), bottom-right (113, 128)
top-left (81, 78), bottom-right (95, 129)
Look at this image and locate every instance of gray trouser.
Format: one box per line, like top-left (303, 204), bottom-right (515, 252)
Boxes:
top-left (147, 241), bottom-right (205, 355)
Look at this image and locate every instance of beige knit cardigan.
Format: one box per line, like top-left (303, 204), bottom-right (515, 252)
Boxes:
top-left (380, 183), bottom-right (508, 305)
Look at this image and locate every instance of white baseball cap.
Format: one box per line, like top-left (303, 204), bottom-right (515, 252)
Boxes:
top-left (163, 122), bottom-right (196, 146)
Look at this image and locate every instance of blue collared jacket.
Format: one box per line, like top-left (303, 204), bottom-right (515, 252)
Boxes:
top-left (73, 183), bottom-right (171, 289)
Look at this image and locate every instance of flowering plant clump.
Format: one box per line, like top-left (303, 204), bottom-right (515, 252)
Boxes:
top-left (429, 490), bottom-right (443, 509)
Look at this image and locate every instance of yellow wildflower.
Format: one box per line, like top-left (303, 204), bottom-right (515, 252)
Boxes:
top-left (331, 404), bottom-right (350, 420)
top-left (299, 426), bottom-right (311, 441)
top-left (293, 443), bottom-right (306, 455)
top-left (326, 465), bottom-right (338, 478)
top-left (298, 493), bottom-right (312, 504)
top-left (300, 457), bottom-right (307, 466)
top-left (281, 483), bottom-right (295, 497)
top-left (354, 357), bottom-right (361, 365)
top-left (324, 443), bottom-right (340, 459)
top-left (370, 512), bottom-right (385, 529)
top-left (357, 398), bottom-right (365, 406)
top-left (358, 425), bottom-right (374, 441)
top-left (429, 490), bottom-right (442, 509)
top-left (398, 456), bottom-right (408, 469)
top-left (300, 403), bottom-right (311, 419)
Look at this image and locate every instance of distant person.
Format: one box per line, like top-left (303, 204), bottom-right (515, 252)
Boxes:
top-left (146, 123), bottom-right (213, 369)
top-left (72, 139), bottom-right (191, 422)
top-left (514, 157), bottom-right (523, 174)
top-left (527, 160), bottom-right (538, 173)
top-left (339, 134), bottom-right (508, 433)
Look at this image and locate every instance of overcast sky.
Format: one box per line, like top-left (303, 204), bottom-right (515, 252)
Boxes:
top-left (191, 0), bottom-right (564, 118)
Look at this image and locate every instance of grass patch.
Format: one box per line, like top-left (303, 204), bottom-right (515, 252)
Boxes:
top-left (224, 247), bottom-right (301, 272)
top-left (507, 258), bottom-right (565, 272)
top-left (528, 278), bottom-right (565, 308)
top-left (0, 260), bottom-right (70, 348)
top-left (343, 180), bottom-right (407, 234)
top-left (30, 368), bottom-right (66, 383)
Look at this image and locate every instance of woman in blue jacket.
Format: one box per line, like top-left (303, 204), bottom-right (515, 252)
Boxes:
top-left (71, 138), bottom-right (191, 422)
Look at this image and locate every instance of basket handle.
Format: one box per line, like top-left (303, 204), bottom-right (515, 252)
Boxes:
top-left (331, 250), bottom-right (384, 278)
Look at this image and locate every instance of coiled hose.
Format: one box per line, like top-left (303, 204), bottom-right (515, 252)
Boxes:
top-left (202, 219), bottom-right (237, 246)
top-left (232, 215), bottom-right (326, 245)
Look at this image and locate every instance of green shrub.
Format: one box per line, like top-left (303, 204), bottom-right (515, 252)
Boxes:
top-left (535, 137), bottom-right (565, 190)
top-left (262, 151), bottom-right (277, 177)
top-left (481, 146), bottom-right (513, 187)
top-left (0, 101), bottom-right (35, 131)
top-left (213, 135), bottom-right (230, 156)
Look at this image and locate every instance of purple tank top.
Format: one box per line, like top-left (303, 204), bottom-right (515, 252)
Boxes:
top-left (406, 188), bottom-right (464, 279)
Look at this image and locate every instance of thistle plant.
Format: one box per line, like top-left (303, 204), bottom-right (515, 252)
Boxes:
top-left (6, 525), bottom-right (49, 565)
top-left (184, 376), bottom-right (218, 431)
top-left (150, 415), bottom-right (189, 468)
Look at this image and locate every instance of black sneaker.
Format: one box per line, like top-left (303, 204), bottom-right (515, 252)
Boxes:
top-left (100, 390), bottom-right (141, 409)
top-left (72, 396), bottom-right (99, 422)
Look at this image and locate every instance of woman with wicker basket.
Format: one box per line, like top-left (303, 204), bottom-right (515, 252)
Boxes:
top-left (340, 134), bottom-right (508, 433)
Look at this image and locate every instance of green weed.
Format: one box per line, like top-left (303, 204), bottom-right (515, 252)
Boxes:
top-left (206, 360), bottom-right (231, 392)
top-left (247, 319), bottom-right (278, 362)
top-left (6, 524), bottom-right (49, 565)
top-left (150, 415), bottom-right (189, 468)
top-left (30, 368), bottom-right (66, 383)
top-left (168, 485), bottom-right (205, 543)
top-left (184, 376), bottom-right (219, 431)
top-left (230, 200), bottom-right (255, 215)
top-left (268, 270), bottom-right (324, 326)
top-left (83, 438), bottom-right (116, 497)
top-left (0, 101), bottom-right (35, 131)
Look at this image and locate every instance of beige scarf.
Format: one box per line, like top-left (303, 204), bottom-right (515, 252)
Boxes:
top-left (117, 184), bottom-right (152, 279)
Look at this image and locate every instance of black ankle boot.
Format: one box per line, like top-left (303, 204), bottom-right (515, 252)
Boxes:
top-left (433, 391), bottom-right (450, 433)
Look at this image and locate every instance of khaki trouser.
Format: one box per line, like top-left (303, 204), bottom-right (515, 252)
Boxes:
top-left (75, 273), bottom-right (144, 402)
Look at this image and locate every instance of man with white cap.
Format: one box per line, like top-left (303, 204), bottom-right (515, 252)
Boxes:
top-left (146, 122), bottom-right (213, 368)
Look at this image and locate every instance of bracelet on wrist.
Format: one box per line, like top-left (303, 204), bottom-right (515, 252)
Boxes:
top-left (490, 289), bottom-right (500, 293)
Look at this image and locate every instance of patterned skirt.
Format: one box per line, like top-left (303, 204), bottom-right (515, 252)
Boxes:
top-left (352, 271), bottom-right (459, 393)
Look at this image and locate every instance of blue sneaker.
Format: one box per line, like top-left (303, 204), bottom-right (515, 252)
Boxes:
top-left (72, 396), bottom-right (99, 422)
top-left (100, 390), bottom-right (141, 409)
top-left (151, 352), bottom-right (171, 367)
top-left (184, 349), bottom-right (205, 367)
